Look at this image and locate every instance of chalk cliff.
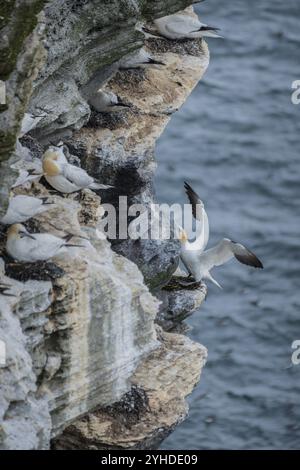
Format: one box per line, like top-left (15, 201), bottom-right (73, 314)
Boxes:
top-left (0, 0), bottom-right (208, 449)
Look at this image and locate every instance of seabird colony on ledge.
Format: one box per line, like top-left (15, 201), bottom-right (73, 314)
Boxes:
top-left (0, 6), bottom-right (263, 299)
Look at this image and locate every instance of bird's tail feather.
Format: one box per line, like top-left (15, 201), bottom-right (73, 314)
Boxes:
top-left (206, 272), bottom-right (222, 289)
top-left (63, 231), bottom-right (89, 242)
top-left (65, 243), bottom-right (84, 249)
top-left (147, 58), bottom-right (165, 66)
top-left (40, 197), bottom-right (55, 206)
top-left (89, 182), bottom-right (114, 190)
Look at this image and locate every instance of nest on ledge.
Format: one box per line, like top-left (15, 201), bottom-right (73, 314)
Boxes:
top-left (163, 276), bottom-right (204, 291)
top-left (146, 36), bottom-right (205, 57)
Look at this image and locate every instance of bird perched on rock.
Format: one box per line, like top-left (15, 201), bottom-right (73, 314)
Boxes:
top-left (12, 168), bottom-right (43, 189)
top-left (19, 111), bottom-right (47, 137)
top-left (88, 89), bottom-right (131, 113)
top-left (6, 224), bottom-right (84, 262)
top-left (179, 182), bottom-right (263, 289)
top-left (0, 195), bottom-right (55, 225)
top-left (42, 147), bottom-right (112, 193)
top-left (120, 47), bottom-right (165, 69)
top-left (44, 144), bottom-right (68, 164)
top-left (153, 11), bottom-right (222, 40)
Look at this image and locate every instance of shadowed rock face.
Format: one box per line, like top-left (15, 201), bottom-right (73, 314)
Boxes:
top-left (0, 1), bottom-right (209, 450)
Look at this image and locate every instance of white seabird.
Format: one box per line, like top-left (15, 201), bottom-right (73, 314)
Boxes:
top-left (0, 195), bottom-right (55, 225)
top-left (88, 89), bottom-right (131, 113)
top-left (19, 111), bottom-right (46, 137)
top-left (42, 147), bottom-right (113, 193)
top-left (179, 182), bottom-right (263, 289)
top-left (12, 168), bottom-right (43, 188)
top-left (154, 12), bottom-right (222, 40)
top-left (120, 47), bottom-right (165, 69)
top-left (6, 224), bottom-right (84, 262)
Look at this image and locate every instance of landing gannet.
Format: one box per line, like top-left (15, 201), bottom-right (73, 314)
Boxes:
top-left (0, 195), bottom-right (55, 225)
top-left (120, 48), bottom-right (165, 69)
top-left (6, 224), bottom-right (83, 262)
top-left (88, 89), bottom-right (131, 113)
top-left (42, 147), bottom-right (112, 193)
top-left (154, 12), bottom-right (222, 40)
top-left (179, 182), bottom-right (263, 289)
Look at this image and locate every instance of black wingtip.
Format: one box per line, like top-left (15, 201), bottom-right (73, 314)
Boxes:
top-left (184, 181), bottom-right (192, 191)
top-left (234, 253), bottom-right (264, 269)
top-left (63, 233), bottom-right (74, 243)
top-left (0, 287), bottom-right (16, 297)
top-left (147, 58), bottom-right (165, 66)
top-left (184, 181), bottom-right (198, 197)
top-left (199, 25), bottom-right (221, 32)
top-left (40, 197), bottom-right (54, 206)
top-left (27, 169), bottom-right (39, 176)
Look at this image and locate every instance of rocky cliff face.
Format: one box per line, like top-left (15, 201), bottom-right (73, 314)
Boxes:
top-left (0, 1), bottom-right (208, 449)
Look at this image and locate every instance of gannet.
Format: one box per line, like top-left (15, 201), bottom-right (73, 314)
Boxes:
top-left (88, 89), bottom-right (131, 113)
top-left (179, 183), bottom-right (263, 289)
top-left (19, 111), bottom-right (46, 137)
top-left (180, 182), bottom-right (209, 278)
top-left (154, 12), bottom-right (222, 40)
top-left (6, 224), bottom-right (84, 262)
top-left (44, 144), bottom-right (68, 164)
top-left (12, 168), bottom-right (42, 188)
top-left (120, 47), bottom-right (165, 69)
top-left (0, 195), bottom-right (55, 225)
top-left (42, 147), bottom-right (112, 193)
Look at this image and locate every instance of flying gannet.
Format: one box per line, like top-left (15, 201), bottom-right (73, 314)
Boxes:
top-left (88, 89), bottom-right (131, 113)
top-left (0, 195), bottom-right (55, 225)
top-left (179, 182), bottom-right (263, 289)
top-left (154, 12), bottom-right (222, 40)
top-left (42, 147), bottom-right (113, 193)
top-left (120, 47), bottom-right (165, 69)
top-left (6, 224), bottom-right (84, 262)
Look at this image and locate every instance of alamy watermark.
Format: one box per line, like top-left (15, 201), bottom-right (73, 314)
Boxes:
top-left (95, 197), bottom-right (201, 244)
top-left (0, 80), bottom-right (6, 105)
top-left (291, 340), bottom-right (300, 366)
top-left (291, 80), bottom-right (300, 105)
top-left (0, 339), bottom-right (6, 367)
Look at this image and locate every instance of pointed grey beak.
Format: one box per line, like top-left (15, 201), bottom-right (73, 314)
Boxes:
top-left (147, 58), bottom-right (165, 66)
top-left (27, 169), bottom-right (40, 176)
top-left (21, 231), bottom-right (36, 240)
top-left (115, 101), bottom-right (132, 108)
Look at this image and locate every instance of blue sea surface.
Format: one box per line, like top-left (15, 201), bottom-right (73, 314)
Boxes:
top-left (155, 0), bottom-right (300, 450)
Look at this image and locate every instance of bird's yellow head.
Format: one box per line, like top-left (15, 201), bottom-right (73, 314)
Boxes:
top-left (7, 224), bottom-right (25, 240)
top-left (7, 224), bottom-right (35, 241)
top-left (42, 150), bottom-right (60, 176)
top-left (178, 228), bottom-right (188, 244)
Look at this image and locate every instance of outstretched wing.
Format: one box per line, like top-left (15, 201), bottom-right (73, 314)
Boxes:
top-left (199, 238), bottom-right (263, 271)
top-left (184, 181), bottom-right (209, 252)
top-left (62, 164), bottom-right (94, 188)
top-left (184, 181), bottom-right (204, 221)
